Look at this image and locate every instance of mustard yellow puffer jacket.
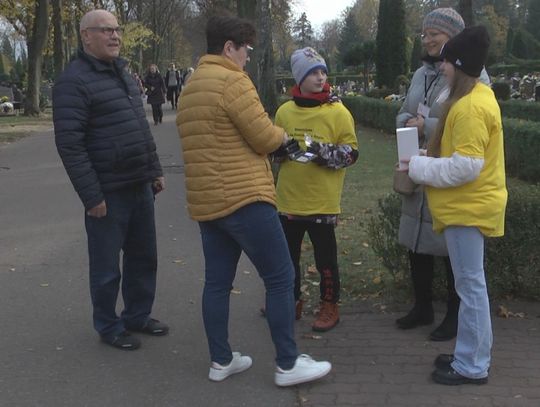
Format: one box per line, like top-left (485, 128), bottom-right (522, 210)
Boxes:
top-left (177, 55), bottom-right (284, 221)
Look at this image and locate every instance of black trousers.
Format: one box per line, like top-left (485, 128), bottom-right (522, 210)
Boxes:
top-left (408, 251), bottom-right (459, 308)
top-left (151, 104), bottom-right (163, 124)
top-left (280, 216), bottom-right (340, 303)
top-left (168, 87), bottom-right (179, 107)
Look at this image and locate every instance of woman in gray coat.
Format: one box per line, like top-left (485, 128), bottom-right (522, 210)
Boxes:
top-left (395, 8), bottom-right (465, 341)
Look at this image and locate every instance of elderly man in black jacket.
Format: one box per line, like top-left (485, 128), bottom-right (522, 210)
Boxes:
top-left (53, 9), bottom-right (168, 350)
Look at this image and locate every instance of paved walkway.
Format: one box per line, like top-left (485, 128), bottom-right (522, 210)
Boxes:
top-left (295, 301), bottom-right (540, 406)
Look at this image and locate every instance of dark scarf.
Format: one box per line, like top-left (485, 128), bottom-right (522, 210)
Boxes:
top-left (291, 83), bottom-right (340, 107)
top-left (421, 53), bottom-right (443, 64)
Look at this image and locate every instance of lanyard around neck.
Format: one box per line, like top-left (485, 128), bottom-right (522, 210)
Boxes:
top-left (424, 71), bottom-right (441, 105)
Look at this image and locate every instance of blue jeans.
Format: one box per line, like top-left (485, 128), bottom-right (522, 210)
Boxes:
top-left (199, 202), bottom-right (299, 369)
top-left (85, 183), bottom-right (157, 338)
top-left (444, 226), bottom-right (491, 379)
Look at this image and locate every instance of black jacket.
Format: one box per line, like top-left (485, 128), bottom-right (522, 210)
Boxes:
top-left (143, 72), bottom-right (166, 105)
top-left (53, 50), bottom-right (162, 210)
top-left (165, 69), bottom-right (181, 90)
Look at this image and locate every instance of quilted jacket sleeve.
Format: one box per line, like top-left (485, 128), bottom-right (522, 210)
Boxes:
top-left (53, 76), bottom-right (104, 210)
top-left (223, 72), bottom-right (284, 155)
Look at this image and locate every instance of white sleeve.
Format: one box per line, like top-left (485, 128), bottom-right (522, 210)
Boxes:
top-left (408, 152), bottom-right (484, 188)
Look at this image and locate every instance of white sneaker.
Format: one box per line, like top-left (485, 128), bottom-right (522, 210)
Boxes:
top-left (208, 352), bottom-right (253, 382)
top-left (274, 354), bottom-right (332, 386)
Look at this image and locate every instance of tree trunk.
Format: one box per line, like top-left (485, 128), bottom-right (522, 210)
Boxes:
top-left (52, 0), bottom-right (64, 79)
top-left (25, 0), bottom-right (50, 116)
top-left (237, 0), bottom-right (258, 84)
top-left (257, 0), bottom-right (277, 114)
top-left (457, 0), bottom-right (475, 27)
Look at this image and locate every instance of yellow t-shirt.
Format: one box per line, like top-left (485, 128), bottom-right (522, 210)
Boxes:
top-left (426, 83), bottom-right (507, 236)
top-left (275, 100), bottom-right (357, 215)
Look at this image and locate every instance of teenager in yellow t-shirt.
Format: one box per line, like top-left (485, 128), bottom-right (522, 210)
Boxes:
top-left (273, 47), bottom-right (358, 332)
top-left (407, 26), bottom-right (507, 386)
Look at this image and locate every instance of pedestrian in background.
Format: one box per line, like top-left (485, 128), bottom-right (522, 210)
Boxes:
top-left (177, 15), bottom-right (331, 387)
top-left (53, 9), bottom-right (168, 351)
top-left (165, 62), bottom-right (181, 109)
top-left (144, 64), bottom-right (166, 125)
top-left (407, 25), bottom-right (507, 385)
top-left (274, 47), bottom-right (358, 332)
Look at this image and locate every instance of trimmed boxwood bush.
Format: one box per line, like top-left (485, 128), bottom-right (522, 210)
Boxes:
top-left (341, 96), bottom-right (400, 134)
top-left (367, 181), bottom-right (540, 300)
top-left (503, 118), bottom-right (540, 183)
top-left (499, 99), bottom-right (540, 122)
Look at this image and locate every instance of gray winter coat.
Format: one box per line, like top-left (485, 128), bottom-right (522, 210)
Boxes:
top-left (396, 60), bottom-right (490, 255)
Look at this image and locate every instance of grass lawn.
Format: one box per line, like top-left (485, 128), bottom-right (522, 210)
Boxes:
top-left (299, 126), bottom-right (403, 307)
top-left (0, 110), bottom-right (53, 143)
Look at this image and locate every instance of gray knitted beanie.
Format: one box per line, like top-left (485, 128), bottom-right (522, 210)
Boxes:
top-left (291, 47), bottom-right (327, 85)
top-left (423, 8), bottom-right (465, 38)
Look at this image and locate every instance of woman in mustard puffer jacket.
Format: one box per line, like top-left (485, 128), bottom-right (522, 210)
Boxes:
top-left (176, 15), bottom-right (331, 387)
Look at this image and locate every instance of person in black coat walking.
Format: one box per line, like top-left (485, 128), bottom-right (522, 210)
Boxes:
top-left (144, 64), bottom-right (166, 125)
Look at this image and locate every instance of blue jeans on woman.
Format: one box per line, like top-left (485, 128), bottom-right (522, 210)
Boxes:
top-left (444, 226), bottom-right (492, 379)
top-left (85, 183), bottom-right (157, 339)
top-left (199, 202), bottom-right (299, 370)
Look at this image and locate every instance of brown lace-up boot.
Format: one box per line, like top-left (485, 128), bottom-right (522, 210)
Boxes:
top-left (312, 301), bottom-right (339, 332)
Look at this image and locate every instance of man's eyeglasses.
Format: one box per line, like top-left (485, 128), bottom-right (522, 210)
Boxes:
top-left (86, 26), bottom-right (123, 36)
top-left (245, 45), bottom-right (254, 55)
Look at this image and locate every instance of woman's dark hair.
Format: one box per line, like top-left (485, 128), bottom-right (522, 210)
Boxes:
top-left (206, 15), bottom-right (256, 55)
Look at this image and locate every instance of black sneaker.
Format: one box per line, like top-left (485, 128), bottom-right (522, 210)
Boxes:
top-left (396, 306), bottom-right (434, 329)
top-left (429, 315), bottom-right (457, 341)
top-left (434, 353), bottom-right (454, 370)
top-left (101, 331), bottom-right (141, 350)
top-left (432, 367), bottom-right (488, 385)
top-left (127, 318), bottom-right (169, 336)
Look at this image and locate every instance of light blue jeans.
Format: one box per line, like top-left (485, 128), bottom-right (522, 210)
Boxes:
top-left (444, 226), bottom-right (492, 379)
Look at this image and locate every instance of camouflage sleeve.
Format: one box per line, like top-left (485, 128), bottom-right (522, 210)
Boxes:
top-left (309, 141), bottom-right (359, 169)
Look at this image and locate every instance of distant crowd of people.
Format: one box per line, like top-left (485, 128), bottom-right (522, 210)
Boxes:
top-left (51, 6), bottom-right (506, 393)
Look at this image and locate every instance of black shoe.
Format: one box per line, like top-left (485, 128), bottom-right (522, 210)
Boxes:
top-left (127, 318), bottom-right (169, 336)
top-left (429, 315), bottom-right (458, 341)
top-left (434, 353), bottom-right (454, 370)
top-left (101, 331), bottom-right (141, 350)
top-left (432, 367), bottom-right (488, 385)
top-left (396, 306), bottom-right (434, 329)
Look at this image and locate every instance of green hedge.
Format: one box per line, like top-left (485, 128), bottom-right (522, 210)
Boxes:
top-left (503, 118), bottom-right (540, 183)
top-left (340, 95), bottom-right (540, 183)
top-left (341, 95), bottom-right (400, 134)
top-left (367, 181), bottom-right (540, 300)
top-left (499, 99), bottom-right (540, 121)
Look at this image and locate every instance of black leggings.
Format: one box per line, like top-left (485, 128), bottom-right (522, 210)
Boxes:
top-left (151, 104), bottom-right (163, 124)
top-left (280, 216), bottom-right (340, 303)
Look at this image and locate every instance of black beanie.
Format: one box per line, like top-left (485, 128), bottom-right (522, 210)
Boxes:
top-left (440, 26), bottom-right (490, 78)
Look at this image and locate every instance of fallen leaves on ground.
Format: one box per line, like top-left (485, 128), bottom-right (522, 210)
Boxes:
top-left (307, 264), bottom-right (317, 274)
top-left (497, 305), bottom-right (526, 318)
top-left (301, 334), bottom-right (322, 340)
